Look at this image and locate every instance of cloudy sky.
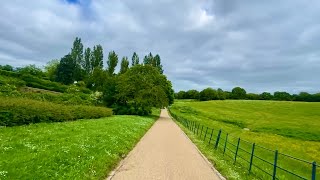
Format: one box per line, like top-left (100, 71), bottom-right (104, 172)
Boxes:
top-left (0, 0), bottom-right (320, 93)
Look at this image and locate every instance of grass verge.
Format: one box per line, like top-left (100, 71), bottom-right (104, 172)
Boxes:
top-left (0, 113), bottom-right (158, 179)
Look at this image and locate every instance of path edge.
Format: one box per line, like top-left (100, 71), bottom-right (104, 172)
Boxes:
top-left (106, 116), bottom-right (158, 180)
top-left (167, 110), bottom-right (226, 180)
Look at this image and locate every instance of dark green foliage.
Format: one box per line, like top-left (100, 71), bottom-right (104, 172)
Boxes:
top-left (217, 88), bottom-right (226, 100)
top-left (83, 47), bottom-right (92, 75)
top-left (87, 68), bottom-right (107, 91)
top-left (114, 65), bottom-right (173, 115)
top-left (274, 91), bottom-right (292, 101)
top-left (71, 37), bottom-right (84, 66)
top-left (70, 37), bottom-right (84, 81)
top-left (107, 51), bottom-right (118, 76)
top-left (16, 65), bottom-right (45, 78)
top-left (231, 87), bottom-right (247, 99)
top-left (56, 54), bottom-right (76, 85)
top-left (131, 52), bottom-right (139, 66)
top-left (246, 93), bottom-right (260, 100)
top-left (143, 52), bottom-right (153, 65)
top-left (21, 74), bottom-right (68, 92)
top-left (102, 75), bottom-right (117, 107)
top-left (92, 45), bottom-right (104, 70)
top-left (112, 104), bottom-right (151, 116)
top-left (175, 91), bottom-right (187, 99)
top-left (154, 54), bottom-right (163, 74)
top-left (186, 90), bottom-right (200, 99)
top-left (119, 56), bottom-right (129, 74)
top-left (0, 64), bottom-right (13, 71)
top-left (260, 92), bottom-right (273, 100)
top-left (0, 75), bottom-right (26, 87)
top-left (0, 69), bottom-right (19, 77)
top-left (199, 88), bottom-right (218, 101)
top-left (0, 97), bottom-right (112, 127)
top-left (44, 59), bottom-right (59, 81)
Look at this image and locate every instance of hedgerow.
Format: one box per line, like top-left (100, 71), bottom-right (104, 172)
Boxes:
top-left (0, 97), bottom-right (112, 126)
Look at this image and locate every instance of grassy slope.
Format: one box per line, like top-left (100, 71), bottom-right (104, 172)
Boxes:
top-left (0, 113), bottom-right (158, 179)
top-left (170, 100), bottom-right (320, 179)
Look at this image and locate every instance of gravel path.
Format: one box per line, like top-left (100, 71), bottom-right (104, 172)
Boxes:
top-left (108, 109), bottom-right (223, 180)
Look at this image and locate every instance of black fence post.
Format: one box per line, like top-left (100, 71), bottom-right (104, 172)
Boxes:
top-left (203, 127), bottom-right (208, 141)
top-left (249, 143), bottom-right (255, 173)
top-left (200, 125), bottom-right (204, 138)
top-left (273, 150), bottom-right (278, 180)
top-left (312, 161), bottom-right (316, 180)
top-left (214, 129), bottom-right (222, 149)
top-left (209, 129), bottom-right (214, 145)
top-left (223, 133), bottom-right (228, 155)
top-left (234, 138), bottom-right (240, 164)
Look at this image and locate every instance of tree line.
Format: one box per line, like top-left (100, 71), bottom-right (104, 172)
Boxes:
top-left (0, 37), bottom-right (174, 115)
top-left (175, 87), bottom-right (320, 102)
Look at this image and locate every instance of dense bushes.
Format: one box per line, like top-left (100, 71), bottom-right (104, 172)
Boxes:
top-left (20, 74), bottom-right (68, 93)
top-left (0, 97), bottom-right (112, 126)
top-left (0, 69), bottom-right (92, 94)
top-left (0, 84), bottom-right (99, 106)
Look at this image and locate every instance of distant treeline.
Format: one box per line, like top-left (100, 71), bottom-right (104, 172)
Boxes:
top-left (175, 87), bottom-right (320, 102)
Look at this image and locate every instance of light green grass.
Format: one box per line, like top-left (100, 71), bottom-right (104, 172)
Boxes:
top-left (170, 100), bottom-right (320, 180)
top-left (0, 113), bottom-right (158, 179)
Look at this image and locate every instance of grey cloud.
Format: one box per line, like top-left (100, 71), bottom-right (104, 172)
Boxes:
top-left (0, 0), bottom-right (320, 93)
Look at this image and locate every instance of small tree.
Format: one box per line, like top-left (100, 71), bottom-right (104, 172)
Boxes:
top-left (56, 54), bottom-right (76, 85)
top-left (131, 52), bottom-right (139, 66)
top-left (44, 59), bottom-right (60, 81)
top-left (92, 45), bottom-right (104, 70)
top-left (120, 56), bottom-right (129, 74)
top-left (83, 47), bottom-right (92, 75)
top-left (107, 51), bottom-right (118, 76)
top-left (154, 54), bottom-right (164, 74)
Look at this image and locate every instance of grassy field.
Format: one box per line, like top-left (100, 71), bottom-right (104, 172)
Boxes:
top-left (0, 112), bottom-right (158, 179)
top-left (170, 100), bottom-right (320, 179)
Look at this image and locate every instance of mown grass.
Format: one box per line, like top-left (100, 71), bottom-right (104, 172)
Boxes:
top-left (0, 112), bottom-right (158, 179)
top-left (170, 100), bottom-right (320, 180)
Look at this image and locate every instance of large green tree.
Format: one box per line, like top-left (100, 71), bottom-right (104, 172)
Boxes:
top-left (231, 87), bottom-right (247, 99)
top-left (114, 65), bottom-right (173, 115)
top-left (107, 51), bottom-right (118, 76)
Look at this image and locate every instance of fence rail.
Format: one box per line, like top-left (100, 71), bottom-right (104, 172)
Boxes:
top-left (169, 109), bottom-right (319, 180)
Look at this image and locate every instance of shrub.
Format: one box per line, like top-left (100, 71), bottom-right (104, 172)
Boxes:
top-left (0, 97), bottom-right (112, 126)
top-left (21, 74), bottom-right (68, 93)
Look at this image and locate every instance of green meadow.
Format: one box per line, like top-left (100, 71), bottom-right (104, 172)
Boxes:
top-left (170, 100), bottom-right (320, 179)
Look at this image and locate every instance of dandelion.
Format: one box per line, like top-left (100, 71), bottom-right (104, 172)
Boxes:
top-left (0, 171), bottom-right (8, 177)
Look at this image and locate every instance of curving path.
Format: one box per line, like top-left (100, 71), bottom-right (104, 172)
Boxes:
top-left (107, 109), bottom-right (223, 180)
